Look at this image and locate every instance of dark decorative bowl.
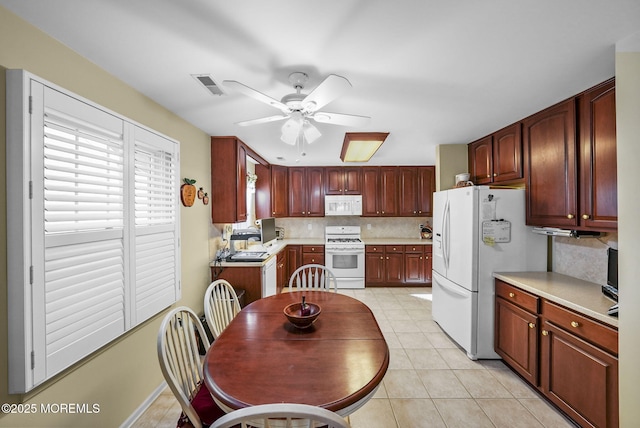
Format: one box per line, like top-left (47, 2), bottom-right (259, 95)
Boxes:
top-left (283, 302), bottom-right (322, 329)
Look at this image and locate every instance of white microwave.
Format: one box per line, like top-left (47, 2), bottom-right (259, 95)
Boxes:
top-left (325, 195), bottom-right (362, 216)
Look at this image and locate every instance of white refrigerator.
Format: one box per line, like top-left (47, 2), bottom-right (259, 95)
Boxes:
top-left (432, 186), bottom-right (547, 360)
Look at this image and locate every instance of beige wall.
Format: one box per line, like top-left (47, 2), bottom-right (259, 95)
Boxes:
top-left (435, 143), bottom-right (468, 191)
top-left (1, 8), bottom-right (211, 427)
top-left (616, 38), bottom-right (640, 426)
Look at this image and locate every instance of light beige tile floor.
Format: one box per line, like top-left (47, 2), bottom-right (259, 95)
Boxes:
top-left (132, 287), bottom-right (576, 427)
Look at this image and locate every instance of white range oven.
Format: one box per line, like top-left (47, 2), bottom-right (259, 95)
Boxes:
top-left (324, 226), bottom-right (365, 289)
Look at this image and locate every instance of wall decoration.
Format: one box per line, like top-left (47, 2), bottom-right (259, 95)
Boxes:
top-left (197, 187), bottom-right (205, 199)
top-left (203, 193), bottom-right (209, 205)
top-left (180, 178), bottom-right (197, 207)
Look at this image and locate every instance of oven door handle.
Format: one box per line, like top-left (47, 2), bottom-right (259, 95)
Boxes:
top-left (326, 251), bottom-right (364, 256)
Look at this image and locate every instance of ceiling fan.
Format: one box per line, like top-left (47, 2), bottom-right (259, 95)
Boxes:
top-left (223, 72), bottom-right (370, 145)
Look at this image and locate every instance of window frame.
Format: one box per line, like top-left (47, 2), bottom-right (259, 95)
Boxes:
top-left (6, 69), bottom-right (181, 393)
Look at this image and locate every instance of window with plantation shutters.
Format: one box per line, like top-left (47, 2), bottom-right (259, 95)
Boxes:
top-left (6, 70), bottom-right (180, 393)
top-left (132, 127), bottom-right (179, 324)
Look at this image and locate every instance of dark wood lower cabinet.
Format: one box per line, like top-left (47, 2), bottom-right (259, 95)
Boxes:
top-left (495, 279), bottom-right (618, 428)
top-left (366, 245), bottom-right (432, 287)
top-left (541, 320), bottom-right (618, 428)
top-left (495, 297), bottom-right (539, 386)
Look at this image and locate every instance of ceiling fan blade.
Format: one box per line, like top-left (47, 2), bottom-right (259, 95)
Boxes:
top-left (301, 74), bottom-right (352, 112)
top-left (223, 80), bottom-right (290, 113)
top-left (312, 111), bottom-right (371, 127)
top-left (236, 115), bottom-right (289, 127)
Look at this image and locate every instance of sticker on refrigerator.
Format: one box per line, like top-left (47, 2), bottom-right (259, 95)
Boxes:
top-left (482, 220), bottom-right (511, 245)
top-left (481, 196), bottom-right (497, 220)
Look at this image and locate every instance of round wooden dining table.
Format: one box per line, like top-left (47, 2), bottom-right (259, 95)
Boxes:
top-left (203, 290), bottom-right (389, 417)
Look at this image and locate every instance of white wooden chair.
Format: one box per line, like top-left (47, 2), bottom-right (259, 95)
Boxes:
top-left (204, 279), bottom-right (242, 339)
top-left (211, 403), bottom-right (351, 428)
top-left (157, 306), bottom-right (223, 428)
top-left (288, 264), bottom-right (338, 292)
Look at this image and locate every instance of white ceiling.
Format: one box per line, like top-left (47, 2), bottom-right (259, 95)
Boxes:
top-left (3, 0), bottom-right (640, 166)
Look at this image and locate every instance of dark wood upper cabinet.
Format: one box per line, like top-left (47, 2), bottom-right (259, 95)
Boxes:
top-left (254, 163), bottom-right (271, 220)
top-left (325, 167), bottom-right (362, 195)
top-left (379, 167), bottom-right (399, 216)
top-left (469, 123), bottom-right (522, 185)
top-left (362, 167), bottom-right (380, 216)
top-left (211, 136), bottom-right (269, 223)
top-left (288, 167), bottom-right (324, 217)
top-left (270, 165), bottom-right (289, 218)
top-left (523, 99), bottom-right (578, 228)
top-left (523, 78), bottom-right (616, 231)
top-left (417, 166), bottom-right (435, 216)
top-left (579, 78), bottom-right (617, 230)
top-left (468, 136), bottom-right (493, 184)
top-left (493, 123), bottom-right (523, 182)
top-left (398, 166), bottom-right (435, 217)
top-left (210, 136), bottom-right (247, 223)
top-left (399, 167), bottom-right (418, 216)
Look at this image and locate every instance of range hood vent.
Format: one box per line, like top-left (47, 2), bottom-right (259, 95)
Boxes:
top-left (532, 227), bottom-right (602, 238)
top-left (192, 74), bottom-right (225, 96)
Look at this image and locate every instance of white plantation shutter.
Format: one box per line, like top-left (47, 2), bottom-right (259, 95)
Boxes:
top-left (132, 128), bottom-right (179, 324)
top-left (44, 238), bottom-right (125, 375)
top-left (35, 86), bottom-right (127, 383)
top-left (6, 70), bottom-right (180, 393)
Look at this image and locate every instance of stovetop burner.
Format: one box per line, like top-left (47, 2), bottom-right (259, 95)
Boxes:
top-left (327, 238), bottom-right (363, 243)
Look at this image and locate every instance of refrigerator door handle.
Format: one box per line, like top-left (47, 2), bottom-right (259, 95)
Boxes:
top-left (443, 199), bottom-right (451, 270)
top-left (436, 274), bottom-right (469, 298)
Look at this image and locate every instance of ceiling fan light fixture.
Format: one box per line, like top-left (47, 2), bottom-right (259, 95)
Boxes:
top-left (340, 132), bottom-right (389, 162)
top-left (302, 121), bottom-right (321, 144)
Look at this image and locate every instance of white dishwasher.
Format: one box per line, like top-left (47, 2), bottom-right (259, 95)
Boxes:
top-left (262, 257), bottom-right (277, 297)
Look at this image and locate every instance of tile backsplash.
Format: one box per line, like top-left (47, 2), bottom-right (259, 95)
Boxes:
top-left (274, 217), bottom-right (432, 240)
top-left (552, 232), bottom-right (618, 285)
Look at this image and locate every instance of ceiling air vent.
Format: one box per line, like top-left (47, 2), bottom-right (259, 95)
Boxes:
top-left (192, 74), bottom-right (225, 96)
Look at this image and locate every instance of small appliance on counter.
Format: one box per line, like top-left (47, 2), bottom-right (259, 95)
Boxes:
top-left (454, 172), bottom-right (473, 188)
top-left (420, 224), bottom-right (432, 239)
top-left (229, 229), bottom-right (261, 256)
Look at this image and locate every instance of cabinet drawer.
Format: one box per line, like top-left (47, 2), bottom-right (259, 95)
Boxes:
top-left (495, 280), bottom-right (539, 314)
top-left (542, 300), bottom-right (618, 355)
top-left (385, 245), bottom-right (403, 253)
top-left (366, 245), bottom-right (384, 254)
top-left (302, 245), bottom-right (323, 253)
top-left (404, 245), bottom-right (424, 254)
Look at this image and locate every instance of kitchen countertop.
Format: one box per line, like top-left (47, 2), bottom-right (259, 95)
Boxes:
top-left (210, 238), bottom-right (324, 268)
top-left (363, 238), bottom-right (432, 245)
top-left (211, 237), bottom-right (432, 268)
top-left (493, 272), bottom-right (618, 328)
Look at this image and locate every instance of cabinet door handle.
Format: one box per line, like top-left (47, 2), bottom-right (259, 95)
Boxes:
top-left (542, 330), bottom-right (549, 336)
top-left (528, 322), bottom-right (535, 329)
top-left (486, 175), bottom-right (491, 178)
top-left (582, 214), bottom-right (590, 220)
top-left (493, 173), bottom-right (497, 177)
top-left (386, 257), bottom-right (389, 260)
top-left (567, 214), bottom-right (575, 219)
top-left (509, 292), bottom-right (515, 298)
top-left (570, 321), bottom-right (580, 328)
top-left (380, 256), bottom-right (383, 260)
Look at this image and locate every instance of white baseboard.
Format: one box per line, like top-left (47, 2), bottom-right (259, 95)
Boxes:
top-left (120, 381), bottom-right (168, 428)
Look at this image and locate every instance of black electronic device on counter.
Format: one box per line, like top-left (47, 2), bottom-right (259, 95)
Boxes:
top-left (601, 248), bottom-right (618, 302)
